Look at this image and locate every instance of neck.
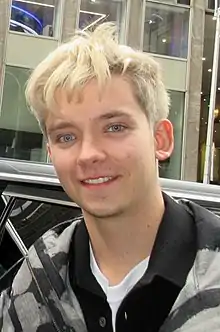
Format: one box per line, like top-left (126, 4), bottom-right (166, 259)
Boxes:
top-left (83, 189), bottom-right (165, 285)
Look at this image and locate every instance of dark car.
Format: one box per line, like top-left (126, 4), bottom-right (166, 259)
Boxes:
top-left (0, 158), bottom-right (220, 291)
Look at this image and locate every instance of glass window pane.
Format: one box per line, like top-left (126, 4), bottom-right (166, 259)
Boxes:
top-left (0, 197), bottom-right (81, 291)
top-left (207, 0), bottom-right (215, 9)
top-left (10, 0), bottom-right (58, 37)
top-left (159, 90), bottom-right (185, 179)
top-left (0, 229), bottom-right (23, 291)
top-left (8, 198), bottom-right (81, 248)
top-left (153, 0), bottom-right (190, 4)
top-left (198, 13), bottom-right (220, 184)
top-left (79, 0), bottom-right (127, 40)
top-left (143, 2), bottom-right (189, 58)
top-left (0, 66), bottom-right (47, 162)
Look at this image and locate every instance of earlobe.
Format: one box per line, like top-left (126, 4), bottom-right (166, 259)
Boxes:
top-left (156, 150), bottom-right (171, 161)
top-left (154, 120), bottom-right (174, 161)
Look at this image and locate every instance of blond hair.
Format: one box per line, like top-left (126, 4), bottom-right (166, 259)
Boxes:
top-left (25, 23), bottom-right (170, 134)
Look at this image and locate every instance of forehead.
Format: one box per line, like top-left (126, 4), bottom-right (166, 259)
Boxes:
top-left (49, 76), bottom-right (141, 122)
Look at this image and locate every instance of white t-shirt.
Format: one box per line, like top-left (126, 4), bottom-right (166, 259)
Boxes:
top-left (90, 244), bottom-right (149, 332)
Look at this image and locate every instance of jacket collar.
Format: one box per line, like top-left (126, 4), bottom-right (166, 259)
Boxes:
top-left (70, 193), bottom-right (197, 294)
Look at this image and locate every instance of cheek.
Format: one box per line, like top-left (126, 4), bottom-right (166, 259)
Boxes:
top-left (118, 144), bottom-right (144, 173)
top-left (124, 138), bottom-right (152, 162)
top-left (125, 138), bottom-right (155, 173)
top-left (50, 148), bottom-right (73, 176)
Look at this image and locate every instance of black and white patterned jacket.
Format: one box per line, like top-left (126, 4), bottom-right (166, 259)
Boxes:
top-left (1, 199), bottom-right (220, 332)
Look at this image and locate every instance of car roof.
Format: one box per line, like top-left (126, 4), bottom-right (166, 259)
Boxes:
top-left (0, 158), bottom-right (220, 206)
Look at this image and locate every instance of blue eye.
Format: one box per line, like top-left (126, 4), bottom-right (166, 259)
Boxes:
top-left (107, 124), bottom-right (126, 132)
top-left (58, 134), bottom-right (75, 143)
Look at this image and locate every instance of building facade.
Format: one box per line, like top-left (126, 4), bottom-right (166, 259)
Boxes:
top-left (0, 0), bottom-right (214, 182)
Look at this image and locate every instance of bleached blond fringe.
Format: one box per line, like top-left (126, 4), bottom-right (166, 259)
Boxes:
top-left (25, 22), bottom-right (170, 134)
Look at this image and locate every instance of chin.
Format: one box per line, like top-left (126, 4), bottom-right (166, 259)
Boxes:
top-left (82, 204), bottom-right (123, 219)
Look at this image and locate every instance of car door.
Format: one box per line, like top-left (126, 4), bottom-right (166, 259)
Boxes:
top-left (0, 181), bottom-right (81, 292)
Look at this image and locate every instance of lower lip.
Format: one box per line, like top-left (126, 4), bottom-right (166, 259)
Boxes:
top-left (81, 177), bottom-right (118, 189)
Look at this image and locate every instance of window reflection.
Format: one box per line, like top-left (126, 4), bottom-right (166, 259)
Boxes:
top-left (10, 0), bottom-right (56, 37)
top-left (79, 0), bottom-right (127, 40)
top-left (144, 1), bottom-right (189, 58)
top-left (207, 0), bottom-right (215, 9)
top-left (0, 66), bottom-right (47, 162)
top-left (159, 90), bottom-right (185, 180)
top-left (8, 198), bottom-right (81, 248)
top-left (198, 13), bottom-right (220, 184)
top-left (0, 196), bottom-right (81, 291)
top-left (156, 0), bottom-right (190, 4)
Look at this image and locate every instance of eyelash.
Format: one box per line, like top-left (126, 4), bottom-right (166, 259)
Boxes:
top-left (57, 134), bottom-right (75, 143)
top-left (55, 124), bottom-right (127, 144)
top-left (106, 124), bottom-right (127, 133)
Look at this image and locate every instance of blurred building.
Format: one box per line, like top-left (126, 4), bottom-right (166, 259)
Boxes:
top-left (0, 0), bottom-right (212, 181)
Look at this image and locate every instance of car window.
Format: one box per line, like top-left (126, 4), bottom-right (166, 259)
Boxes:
top-left (0, 196), bottom-right (81, 291)
top-left (8, 198), bottom-right (81, 248)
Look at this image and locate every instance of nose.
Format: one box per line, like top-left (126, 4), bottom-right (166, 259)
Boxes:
top-left (77, 138), bottom-right (106, 166)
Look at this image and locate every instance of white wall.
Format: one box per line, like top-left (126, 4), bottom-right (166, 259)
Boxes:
top-left (2, 32), bottom-right (59, 133)
top-left (0, 66), bottom-right (41, 133)
top-left (6, 32), bottom-right (58, 69)
top-left (152, 55), bottom-right (187, 92)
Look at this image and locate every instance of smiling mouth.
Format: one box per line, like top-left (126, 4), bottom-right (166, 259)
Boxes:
top-left (82, 176), bottom-right (114, 185)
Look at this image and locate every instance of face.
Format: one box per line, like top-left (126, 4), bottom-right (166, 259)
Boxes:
top-left (46, 76), bottom-right (173, 218)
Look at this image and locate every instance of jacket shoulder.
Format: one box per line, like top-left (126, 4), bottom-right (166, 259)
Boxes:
top-left (0, 216), bottom-right (84, 331)
top-left (161, 199), bottom-right (220, 332)
top-left (178, 199), bottom-right (220, 250)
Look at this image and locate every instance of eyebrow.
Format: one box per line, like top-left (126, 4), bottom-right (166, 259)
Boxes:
top-left (98, 110), bottom-right (132, 120)
top-left (47, 121), bottom-right (73, 135)
top-left (47, 111), bottom-right (132, 135)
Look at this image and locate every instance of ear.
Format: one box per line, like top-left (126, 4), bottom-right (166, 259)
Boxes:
top-left (154, 119), bottom-right (174, 161)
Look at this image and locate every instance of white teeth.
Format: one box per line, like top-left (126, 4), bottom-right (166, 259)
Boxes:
top-left (84, 177), bottom-right (113, 184)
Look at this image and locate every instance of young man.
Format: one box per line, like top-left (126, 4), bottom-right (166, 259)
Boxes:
top-left (1, 23), bottom-right (220, 332)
